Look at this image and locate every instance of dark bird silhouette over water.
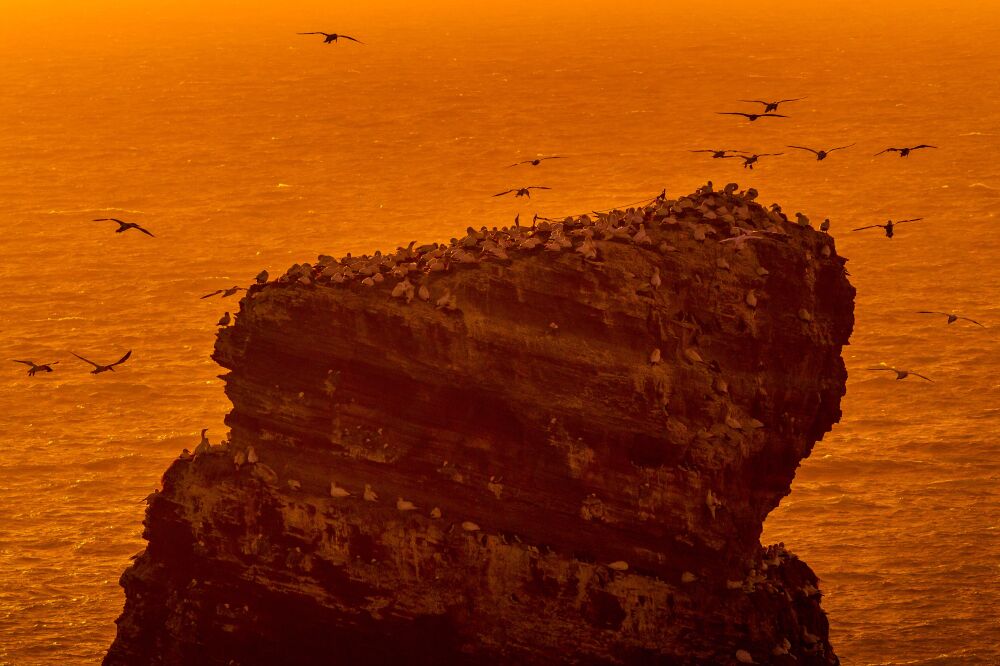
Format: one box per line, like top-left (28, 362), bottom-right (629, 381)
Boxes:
top-left (875, 145), bottom-right (937, 157)
top-left (917, 311), bottom-right (985, 327)
top-left (297, 32), bottom-right (363, 44)
top-left (690, 149), bottom-right (746, 159)
top-left (739, 97), bottom-right (805, 113)
top-left (507, 157), bottom-right (565, 167)
top-left (71, 350), bottom-right (132, 374)
top-left (725, 153), bottom-right (783, 170)
top-left (787, 143), bottom-right (856, 160)
top-left (716, 112), bottom-right (787, 122)
top-left (201, 286), bottom-right (245, 299)
top-left (493, 186), bottom-right (550, 199)
top-left (93, 218), bottom-right (154, 237)
top-left (852, 218), bottom-right (923, 238)
top-left (13, 360), bottom-right (58, 376)
top-left (868, 365), bottom-right (933, 382)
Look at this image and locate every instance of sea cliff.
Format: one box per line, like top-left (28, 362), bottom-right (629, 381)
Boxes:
top-left (106, 184), bottom-right (854, 665)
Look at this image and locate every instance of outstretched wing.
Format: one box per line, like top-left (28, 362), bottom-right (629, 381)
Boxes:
top-left (110, 350), bottom-right (133, 367)
top-left (910, 372), bottom-right (934, 382)
top-left (71, 352), bottom-right (100, 368)
top-left (828, 143), bottom-right (856, 152)
top-left (201, 290), bottom-right (223, 299)
top-left (492, 189), bottom-right (515, 197)
top-left (717, 112), bottom-right (752, 118)
top-left (874, 148), bottom-right (898, 155)
top-left (527, 186), bottom-right (551, 190)
top-left (13, 359), bottom-right (35, 366)
top-left (134, 224), bottom-right (155, 237)
top-left (689, 150), bottom-right (716, 153)
top-left (761, 113), bottom-right (787, 118)
top-left (506, 160), bottom-right (530, 167)
top-left (93, 218), bottom-right (125, 223)
top-left (852, 224), bottom-right (883, 231)
top-left (339, 35), bottom-right (364, 44)
top-left (895, 218), bottom-right (924, 224)
top-left (738, 100), bottom-right (769, 106)
top-left (957, 316), bottom-right (986, 327)
top-left (776, 97), bottom-right (805, 104)
top-left (910, 144), bottom-right (937, 150)
top-left (916, 310), bottom-right (949, 316)
top-left (758, 152), bottom-right (784, 157)
top-left (787, 145), bottom-right (820, 154)
top-left (297, 32), bottom-right (329, 35)
top-left (866, 367), bottom-right (896, 372)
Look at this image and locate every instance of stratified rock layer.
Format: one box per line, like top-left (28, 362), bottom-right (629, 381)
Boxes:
top-left (106, 185), bottom-right (854, 665)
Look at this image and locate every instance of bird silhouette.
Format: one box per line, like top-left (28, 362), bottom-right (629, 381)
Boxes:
top-left (852, 218), bottom-right (923, 238)
top-left (93, 218), bottom-right (154, 237)
top-left (690, 149), bottom-right (746, 159)
top-left (255, 270), bottom-right (269, 285)
top-left (201, 286), bottom-right (245, 299)
top-left (875, 145), bottom-right (936, 157)
top-left (716, 112), bottom-right (787, 121)
top-left (739, 97), bottom-right (805, 113)
top-left (786, 143), bottom-right (855, 160)
top-left (493, 186), bottom-right (550, 199)
top-left (217, 312), bottom-right (231, 327)
top-left (13, 360), bottom-right (58, 376)
top-left (724, 153), bottom-right (783, 170)
top-left (507, 156), bottom-right (565, 167)
top-left (297, 32), bottom-right (363, 44)
top-left (917, 311), bottom-right (985, 327)
top-left (71, 350), bottom-right (132, 374)
top-left (868, 365), bottom-right (933, 382)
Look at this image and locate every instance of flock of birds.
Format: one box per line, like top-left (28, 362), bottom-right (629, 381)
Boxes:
top-left (11, 37), bottom-right (985, 392)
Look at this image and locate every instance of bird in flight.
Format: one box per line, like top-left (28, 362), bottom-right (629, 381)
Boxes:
top-left (13, 359), bottom-right (58, 376)
top-left (875, 145), bottom-right (937, 157)
top-left (93, 218), bottom-right (155, 237)
top-left (297, 32), bottom-right (364, 44)
top-left (725, 153), bottom-right (783, 170)
top-left (201, 286), bottom-right (245, 299)
top-left (507, 156), bottom-right (565, 167)
top-left (493, 187), bottom-right (550, 199)
top-left (739, 97), bottom-right (805, 113)
top-left (690, 149), bottom-right (746, 159)
top-left (786, 143), bottom-right (855, 161)
top-left (71, 350), bottom-right (132, 374)
top-left (917, 311), bottom-right (985, 327)
top-left (717, 112), bottom-right (787, 122)
top-left (851, 218), bottom-right (922, 238)
top-left (867, 365), bottom-right (933, 382)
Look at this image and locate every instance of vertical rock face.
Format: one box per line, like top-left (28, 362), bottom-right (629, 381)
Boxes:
top-left (106, 186), bottom-right (854, 666)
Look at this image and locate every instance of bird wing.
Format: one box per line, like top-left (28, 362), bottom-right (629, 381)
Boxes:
top-left (689, 150), bottom-right (716, 153)
top-left (916, 310), bottom-right (949, 316)
top-left (110, 350), bottom-right (132, 367)
top-left (340, 35), bottom-right (364, 43)
top-left (738, 100), bottom-right (769, 106)
top-left (527, 186), bottom-right (551, 190)
top-left (761, 113), bottom-right (787, 118)
top-left (787, 145), bottom-right (819, 154)
top-left (758, 152), bottom-right (784, 157)
top-left (493, 190), bottom-right (515, 197)
top-left (297, 32), bottom-right (329, 35)
top-left (13, 359), bottom-right (36, 366)
top-left (866, 367), bottom-right (895, 372)
top-left (911, 144), bottom-right (937, 150)
top-left (895, 218), bottom-right (924, 224)
top-left (828, 143), bottom-right (856, 152)
top-left (71, 352), bottom-right (100, 368)
top-left (201, 290), bottom-right (223, 299)
top-left (134, 224), bottom-right (155, 237)
top-left (717, 112), bottom-right (752, 118)
top-left (957, 316), bottom-right (986, 327)
top-left (910, 372), bottom-right (934, 382)
top-left (93, 218), bottom-right (124, 223)
top-left (506, 160), bottom-right (530, 167)
top-left (852, 224), bottom-right (883, 231)
top-left (776, 97), bottom-right (805, 104)
top-left (874, 148), bottom-right (898, 155)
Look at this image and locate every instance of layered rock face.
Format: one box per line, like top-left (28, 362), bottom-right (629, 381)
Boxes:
top-left (106, 185), bottom-right (854, 665)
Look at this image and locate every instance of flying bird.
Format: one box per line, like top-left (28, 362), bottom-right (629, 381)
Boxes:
top-left (13, 360), bottom-right (58, 376)
top-left (875, 145), bottom-right (937, 157)
top-left (297, 32), bottom-right (364, 44)
top-left (739, 97), bottom-right (805, 113)
top-left (93, 218), bottom-right (154, 237)
top-left (786, 143), bottom-right (856, 160)
top-left (689, 149), bottom-right (746, 159)
top-left (716, 112), bottom-right (787, 122)
top-left (917, 311), bottom-right (985, 327)
top-left (507, 156), bottom-right (565, 167)
top-left (867, 365), bottom-right (933, 382)
top-left (493, 186), bottom-right (550, 199)
top-left (71, 350), bottom-right (132, 374)
top-left (726, 153), bottom-right (783, 170)
top-left (851, 218), bottom-right (922, 238)
top-left (201, 286), bottom-right (245, 299)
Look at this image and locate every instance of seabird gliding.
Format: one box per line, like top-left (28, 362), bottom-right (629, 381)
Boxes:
top-left (201, 286), bottom-right (246, 299)
top-left (507, 156), bottom-right (565, 167)
top-left (851, 218), bottom-right (923, 238)
top-left (738, 97), bottom-right (805, 113)
top-left (297, 32), bottom-right (364, 44)
top-left (867, 365), bottom-right (933, 382)
top-left (93, 218), bottom-right (155, 237)
top-left (13, 359), bottom-right (59, 376)
top-left (917, 311), bottom-right (985, 327)
top-left (71, 350), bottom-right (132, 374)
top-left (493, 186), bottom-right (551, 199)
top-left (786, 143), bottom-right (855, 161)
top-left (875, 145), bottom-right (937, 157)
top-left (716, 112), bottom-right (787, 122)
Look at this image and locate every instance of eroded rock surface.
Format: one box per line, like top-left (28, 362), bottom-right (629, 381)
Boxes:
top-left (106, 185), bottom-right (853, 665)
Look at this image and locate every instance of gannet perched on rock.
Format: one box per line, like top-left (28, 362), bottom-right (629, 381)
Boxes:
top-left (329, 482), bottom-right (351, 498)
top-left (363, 484), bottom-right (378, 502)
top-left (396, 497), bottom-right (418, 511)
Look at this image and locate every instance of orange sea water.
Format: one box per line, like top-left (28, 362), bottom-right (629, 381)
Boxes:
top-left (1, 3), bottom-right (998, 664)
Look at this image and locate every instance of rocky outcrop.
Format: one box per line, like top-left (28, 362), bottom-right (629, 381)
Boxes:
top-left (105, 184), bottom-right (853, 665)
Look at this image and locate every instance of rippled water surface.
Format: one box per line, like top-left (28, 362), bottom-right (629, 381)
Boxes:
top-left (1, 2), bottom-right (998, 664)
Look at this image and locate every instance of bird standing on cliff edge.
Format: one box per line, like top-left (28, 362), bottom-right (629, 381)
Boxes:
top-left (217, 312), bottom-right (231, 327)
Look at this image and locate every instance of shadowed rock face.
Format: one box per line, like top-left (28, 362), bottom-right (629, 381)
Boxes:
top-left (105, 185), bottom-right (854, 666)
